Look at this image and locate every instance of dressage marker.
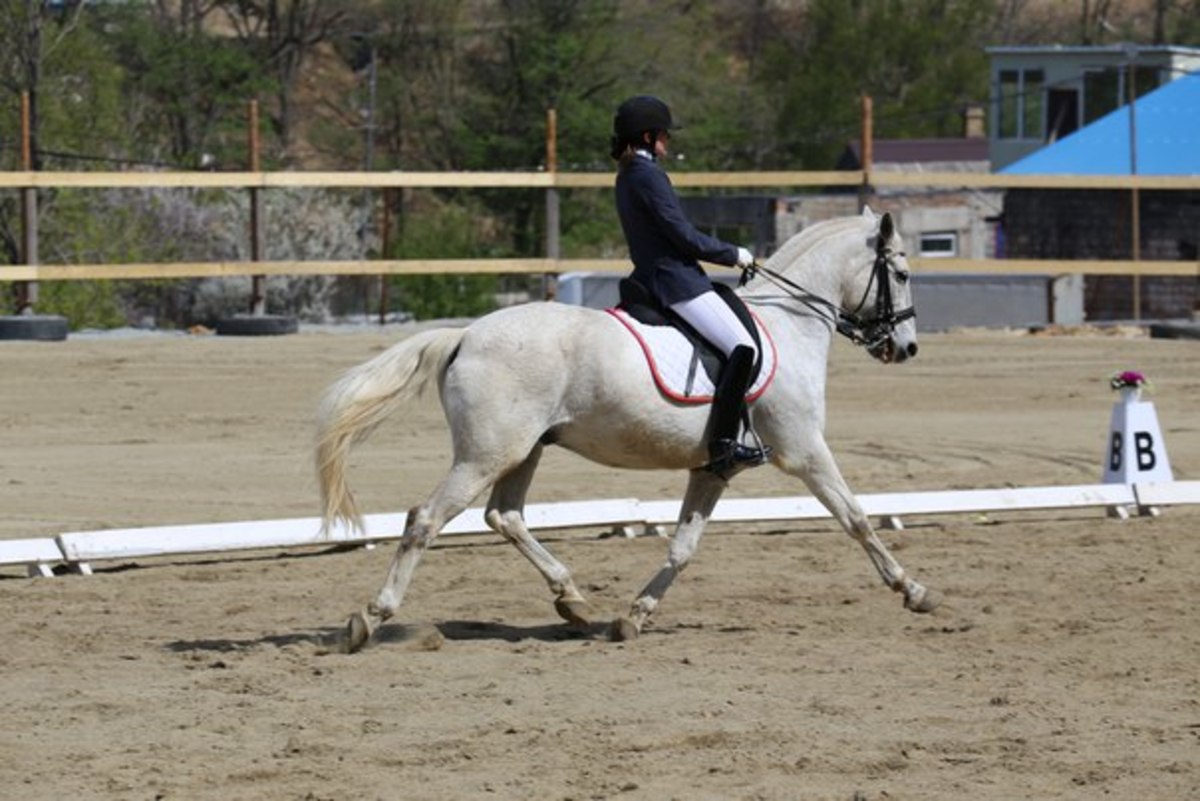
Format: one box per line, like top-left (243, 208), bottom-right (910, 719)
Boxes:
top-left (1102, 387), bottom-right (1173, 485)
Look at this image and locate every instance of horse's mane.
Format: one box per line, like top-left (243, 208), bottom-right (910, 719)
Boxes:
top-left (764, 214), bottom-right (867, 274)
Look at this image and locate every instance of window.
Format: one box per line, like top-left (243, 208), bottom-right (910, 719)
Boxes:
top-left (1084, 68), bottom-right (1120, 124)
top-left (1084, 65), bottom-right (1162, 124)
top-left (920, 232), bottom-right (958, 258)
top-left (999, 70), bottom-right (1019, 139)
top-left (996, 68), bottom-right (1044, 140)
top-left (1024, 70), bottom-right (1044, 136)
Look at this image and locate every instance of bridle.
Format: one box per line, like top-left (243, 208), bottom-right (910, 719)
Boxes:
top-left (746, 236), bottom-right (916, 354)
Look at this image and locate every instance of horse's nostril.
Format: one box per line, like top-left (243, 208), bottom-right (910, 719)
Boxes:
top-left (907, 342), bottom-right (919, 358)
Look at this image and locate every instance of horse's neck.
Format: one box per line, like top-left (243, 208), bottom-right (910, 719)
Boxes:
top-left (741, 218), bottom-right (865, 346)
top-left (756, 300), bottom-right (833, 362)
top-left (768, 218), bottom-right (864, 300)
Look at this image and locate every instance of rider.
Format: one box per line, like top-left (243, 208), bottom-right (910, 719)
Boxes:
top-left (610, 95), bottom-right (771, 478)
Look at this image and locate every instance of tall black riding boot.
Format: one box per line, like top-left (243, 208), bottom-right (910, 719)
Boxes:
top-left (704, 344), bottom-right (771, 479)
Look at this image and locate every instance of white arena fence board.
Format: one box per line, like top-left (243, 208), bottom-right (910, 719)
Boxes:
top-left (58, 515), bottom-right (392, 563)
top-left (55, 500), bottom-right (645, 564)
top-left (1134, 480), bottom-right (1200, 507)
top-left (0, 538), bottom-right (64, 577)
top-left (22, 481), bottom-right (1197, 575)
top-left (859, 484), bottom-right (1138, 516)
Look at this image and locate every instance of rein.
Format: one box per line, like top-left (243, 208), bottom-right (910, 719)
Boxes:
top-left (746, 240), bottom-right (915, 352)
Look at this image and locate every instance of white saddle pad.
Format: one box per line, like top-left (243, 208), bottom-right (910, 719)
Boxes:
top-left (606, 308), bottom-right (777, 403)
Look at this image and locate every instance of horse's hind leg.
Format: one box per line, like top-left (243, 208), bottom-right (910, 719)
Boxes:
top-left (610, 469), bottom-right (727, 641)
top-left (346, 462), bottom-right (493, 653)
top-left (485, 445), bottom-right (592, 629)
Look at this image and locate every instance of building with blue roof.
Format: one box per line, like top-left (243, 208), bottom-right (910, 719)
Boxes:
top-left (996, 65), bottom-right (1198, 320)
top-left (986, 44), bottom-right (1200, 171)
top-left (1002, 71), bottom-right (1200, 175)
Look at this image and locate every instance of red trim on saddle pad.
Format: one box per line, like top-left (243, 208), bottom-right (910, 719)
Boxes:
top-left (606, 307), bottom-right (778, 404)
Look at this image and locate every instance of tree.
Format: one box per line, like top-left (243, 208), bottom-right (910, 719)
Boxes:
top-left (0, 0), bottom-right (90, 169)
top-left (0, 1), bottom-right (125, 281)
top-left (758, 0), bottom-right (994, 169)
top-left (107, 1), bottom-right (268, 167)
top-left (218, 0), bottom-right (347, 161)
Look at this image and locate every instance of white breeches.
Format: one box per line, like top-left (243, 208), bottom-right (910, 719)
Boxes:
top-left (669, 290), bottom-right (756, 359)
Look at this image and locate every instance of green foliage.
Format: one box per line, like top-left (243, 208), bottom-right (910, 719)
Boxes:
top-left (387, 197), bottom-right (499, 321)
top-left (28, 281), bottom-right (127, 330)
top-left (102, 5), bottom-right (271, 166)
top-left (759, 0), bottom-right (993, 167)
top-left (1165, 1), bottom-right (1200, 45)
top-left (38, 21), bottom-right (129, 162)
top-left (558, 188), bottom-right (622, 258)
top-left (29, 187), bottom-right (211, 329)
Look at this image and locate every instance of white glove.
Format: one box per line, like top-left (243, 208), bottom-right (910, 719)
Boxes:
top-left (735, 246), bottom-right (755, 268)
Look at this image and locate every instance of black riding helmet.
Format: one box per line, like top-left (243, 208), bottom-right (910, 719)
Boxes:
top-left (611, 95), bottom-right (679, 159)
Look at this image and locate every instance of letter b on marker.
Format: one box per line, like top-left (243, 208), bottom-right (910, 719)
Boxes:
top-left (1135, 432), bottom-right (1156, 471)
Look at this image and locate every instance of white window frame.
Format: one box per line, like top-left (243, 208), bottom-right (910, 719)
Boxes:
top-left (919, 231), bottom-right (958, 259)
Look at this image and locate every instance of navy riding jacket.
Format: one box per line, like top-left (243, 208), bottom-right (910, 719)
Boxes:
top-left (615, 152), bottom-right (739, 305)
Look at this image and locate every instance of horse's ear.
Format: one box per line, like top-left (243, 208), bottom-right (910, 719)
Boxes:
top-left (879, 211), bottom-right (895, 243)
top-left (861, 204), bottom-right (876, 221)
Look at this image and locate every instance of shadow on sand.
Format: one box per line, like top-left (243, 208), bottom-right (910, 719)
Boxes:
top-left (165, 617), bottom-right (608, 656)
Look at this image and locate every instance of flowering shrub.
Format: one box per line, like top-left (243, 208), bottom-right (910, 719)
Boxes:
top-left (1110, 370), bottom-right (1151, 392)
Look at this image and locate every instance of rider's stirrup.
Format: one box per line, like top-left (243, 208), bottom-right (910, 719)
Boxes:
top-left (704, 437), bottom-right (772, 480)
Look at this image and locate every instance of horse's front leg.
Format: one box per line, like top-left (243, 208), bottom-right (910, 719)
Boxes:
top-left (610, 469), bottom-right (727, 641)
top-left (784, 436), bottom-right (941, 613)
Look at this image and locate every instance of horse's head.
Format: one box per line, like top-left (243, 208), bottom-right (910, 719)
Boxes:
top-left (841, 207), bottom-right (918, 364)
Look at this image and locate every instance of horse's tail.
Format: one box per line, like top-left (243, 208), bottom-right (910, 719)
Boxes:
top-left (316, 327), bottom-right (466, 534)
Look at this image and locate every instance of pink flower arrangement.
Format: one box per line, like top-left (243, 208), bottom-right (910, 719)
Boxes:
top-left (1109, 370), bottom-right (1151, 392)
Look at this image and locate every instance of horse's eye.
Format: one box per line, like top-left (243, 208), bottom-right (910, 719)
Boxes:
top-left (894, 269), bottom-right (910, 284)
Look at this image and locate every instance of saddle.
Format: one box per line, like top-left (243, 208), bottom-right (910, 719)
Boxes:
top-left (611, 277), bottom-right (773, 402)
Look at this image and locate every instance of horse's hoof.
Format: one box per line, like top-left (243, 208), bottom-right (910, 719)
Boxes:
top-left (608, 617), bottom-right (640, 642)
top-left (345, 610), bottom-right (375, 653)
top-left (554, 598), bottom-right (593, 629)
top-left (904, 586), bottom-right (942, 614)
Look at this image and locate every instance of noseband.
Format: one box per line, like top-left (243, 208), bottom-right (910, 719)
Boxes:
top-left (749, 237), bottom-right (916, 352)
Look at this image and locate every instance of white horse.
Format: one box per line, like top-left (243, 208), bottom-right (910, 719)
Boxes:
top-left (317, 206), bottom-right (940, 652)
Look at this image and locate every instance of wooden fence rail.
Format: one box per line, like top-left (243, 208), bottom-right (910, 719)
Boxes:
top-left (2, 258), bottom-right (1197, 284)
top-left (3, 169), bottom-right (1200, 190)
top-left (2, 169), bottom-right (1198, 285)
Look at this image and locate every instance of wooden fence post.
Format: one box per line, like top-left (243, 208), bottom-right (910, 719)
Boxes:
top-left (212, 98), bottom-right (296, 335)
top-left (858, 94), bottom-right (874, 213)
top-left (543, 106), bottom-right (559, 300)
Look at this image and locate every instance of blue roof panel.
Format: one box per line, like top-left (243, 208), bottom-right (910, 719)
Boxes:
top-left (1001, 72), bottom-right (1200, 175)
